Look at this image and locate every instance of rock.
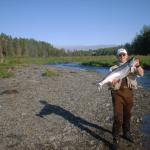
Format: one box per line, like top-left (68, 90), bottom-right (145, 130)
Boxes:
top-left (21, 113), bottom-right (26, 116)
top-left (89, 140), bottom-right (95, 145)
top-left (143, 93), bottom-right (149, 98)
top-left (136, 118), bottom-right (140, 123)
top-left (131, 116), bottom-right (134, 121)
top-left (105, 116), bottom-right (110, 122)
top-left (0, 89), bottom-right (19, 95)
top-left (106, 103), bottom-right (110, 107)
top-left (96, 142), bottom-right (103, 150)
top-left (62, 146), bottom-right (75, 150)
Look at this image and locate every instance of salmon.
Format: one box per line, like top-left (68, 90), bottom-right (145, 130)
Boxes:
top-left (97, 57), bottom-right (136, 90)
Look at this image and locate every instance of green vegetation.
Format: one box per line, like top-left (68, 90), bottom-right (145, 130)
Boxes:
top-left (0, 25), bottom-right (150, 58)
top-left (137, 55), bottom-right (150, 69)
top-left (1, 55), bottom-right (150, 70)
top-left (0, 25), bottom-right (150, 78)
top-left (0, 55), bottom-right (149, 78)
top-left (80, 56), bottom-right (117, 67)
top-left (0, 60), bottom-right (14, 78)
top-left (81, 55), bottom-right (150, 69)
top-left (0, 33), bottom-right (66, 58)
top-left (42, 69), bottom-right (59, 77)
top-left (124, 25), bottom-right (150, 55)
top-left (0, 69), bottom-right (14, 78)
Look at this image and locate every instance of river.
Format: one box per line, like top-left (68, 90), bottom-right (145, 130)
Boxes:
top-left (49, 62), bottom-right (150, 90)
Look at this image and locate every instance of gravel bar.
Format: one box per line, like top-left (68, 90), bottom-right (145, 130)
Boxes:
top-left (0, 65), bottom-right (150, 150)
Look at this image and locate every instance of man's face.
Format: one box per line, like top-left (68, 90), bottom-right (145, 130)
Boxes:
top-left (117, 53), bottom-right (128, 63)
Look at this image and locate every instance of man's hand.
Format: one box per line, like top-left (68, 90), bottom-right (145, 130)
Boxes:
top-left (134, 58), bottom-right (140, 67)
top-left (134, 58), bottom-right (144, 76)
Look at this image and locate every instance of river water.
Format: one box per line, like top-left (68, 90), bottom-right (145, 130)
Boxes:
top-left (49, 62), bottom-right (150, 90)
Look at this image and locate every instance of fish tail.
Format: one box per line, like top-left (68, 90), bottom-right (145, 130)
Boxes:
top-left (97, 83), bottom-right (103, 91)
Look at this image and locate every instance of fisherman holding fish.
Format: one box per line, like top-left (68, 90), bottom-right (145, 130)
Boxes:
top-left (106, 48), bottom-right (144, 149)
top-left (97, 48), bottom-right (144, 149)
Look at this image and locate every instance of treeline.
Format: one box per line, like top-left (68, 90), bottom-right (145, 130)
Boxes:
top-left (92, 25), bottom-right (150, 56)
top-left (0, 33), bottom-right (66, 58)
top-left (0, 25), bottom-right (149, 58)
top-left (124, 25), bottom-right (150, 55)
top-left (67, 46), bottom-right (119, 56)
top-left (65, 25), bottom-right (150, 56)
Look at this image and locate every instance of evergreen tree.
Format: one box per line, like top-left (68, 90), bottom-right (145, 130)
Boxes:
top-left (132, 25), bottom-right (150, 55)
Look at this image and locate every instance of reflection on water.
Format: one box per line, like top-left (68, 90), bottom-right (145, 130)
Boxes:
top-left (140, 114), bottom-right (150, 150)
top-left (137, 70), bottom-right (150, 90)
top-left (140, 114), bottom-right (150, 136)
top-left (49, 63), bottom-right (150, 90)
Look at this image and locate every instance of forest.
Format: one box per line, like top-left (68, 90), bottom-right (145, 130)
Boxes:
top-left (0, 25), bottom-right (150, 58)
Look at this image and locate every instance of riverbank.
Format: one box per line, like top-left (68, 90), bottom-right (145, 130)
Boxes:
top-left (0, 55), bottom-right (150, 74)
top-left (0, 65), bottom-right (150, 150)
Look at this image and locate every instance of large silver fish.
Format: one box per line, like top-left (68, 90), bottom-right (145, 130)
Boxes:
top-left (97, 57), bottom-right (136, 90)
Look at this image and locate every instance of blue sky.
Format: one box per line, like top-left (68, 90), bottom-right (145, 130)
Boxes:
top-left (0, 0), bottom-right (150, 47)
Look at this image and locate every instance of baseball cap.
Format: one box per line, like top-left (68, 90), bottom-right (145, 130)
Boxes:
top-left (117, 48), bottom-right (127, 56)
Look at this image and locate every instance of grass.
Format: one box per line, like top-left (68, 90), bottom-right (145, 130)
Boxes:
top-left (80, 56), bottom-right (116, 67)
top-left (0, 55), bottom-right (150, 78)
top-left (136, 55), bottom-right (150, 69)
top-left (80, 55), bottom-right (150, 69)
top-left (0, 70), bottom-right (14, 78)
top-left (0, 57), bottom-right (26, 78)
top-left (42, 69), bottom-right (59, 77)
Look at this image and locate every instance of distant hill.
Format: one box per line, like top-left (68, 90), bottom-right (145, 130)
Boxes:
top-left (55, 44), bottom-right (118, 51)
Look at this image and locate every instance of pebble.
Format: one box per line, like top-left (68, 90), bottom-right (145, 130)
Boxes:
top-left (105, 103), bottom-right (110, 107)
top-left (90, 140), bottom-right (95, 145)
top-left (21, 112), bottom-right (26, 116)
top-left (105, 116), bottom-right (110, 122)
top-left (136, 118), bottom-right (140, 123)
top-left (96, 142), bottom-right (103, 150)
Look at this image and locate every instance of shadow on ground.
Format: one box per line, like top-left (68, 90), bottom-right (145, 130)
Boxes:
top-left (36, 100), bottom-right (114, 149)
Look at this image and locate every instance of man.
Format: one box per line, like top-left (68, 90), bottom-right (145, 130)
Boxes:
top-left (109, 48), bottom-right (144, 149)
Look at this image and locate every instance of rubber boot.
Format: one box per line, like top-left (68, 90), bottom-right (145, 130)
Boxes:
top-left (123, 131), bottom-right (134, 143)
top-left (112, 123), bottom-right (120, 150)
top-left (123, 122), bottom-right (134, 143)
top-left (113, 136), bottom-right (120, 150)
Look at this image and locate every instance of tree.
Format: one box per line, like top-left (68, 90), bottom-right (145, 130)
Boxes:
top-left (0, 33), bottom-right (67, 57)
top-left (132, 25), bottom-right (150, 55)
top-left (0, 36), bottom-right (7, 63)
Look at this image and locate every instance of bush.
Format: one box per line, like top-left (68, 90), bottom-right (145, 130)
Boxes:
top-left (42, 69), bottom-right (59, 77)
top-left (0, 70), bottom-right (14, 78)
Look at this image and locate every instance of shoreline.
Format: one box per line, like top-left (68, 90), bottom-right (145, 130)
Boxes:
top-left (0, 64), bottom-right (149, 150)
top-left (81, 63), bottom-right (150, 70)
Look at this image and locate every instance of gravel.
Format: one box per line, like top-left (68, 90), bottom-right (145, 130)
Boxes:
top-left (0, 64), bottom-right (149, 150)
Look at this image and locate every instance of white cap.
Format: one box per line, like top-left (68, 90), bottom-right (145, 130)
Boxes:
top-left (117, 48), bottom-right (127, 56)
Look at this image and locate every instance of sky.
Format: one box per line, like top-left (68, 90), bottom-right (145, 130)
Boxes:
top-left (0, 0), bottom-right (150, 47)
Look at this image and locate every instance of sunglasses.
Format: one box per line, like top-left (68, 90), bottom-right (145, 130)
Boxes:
top-left (118, 53), bottom-right (126, 57)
